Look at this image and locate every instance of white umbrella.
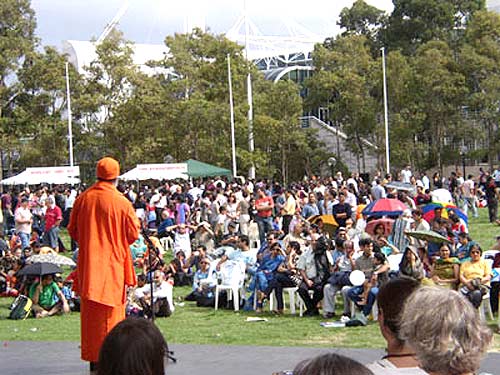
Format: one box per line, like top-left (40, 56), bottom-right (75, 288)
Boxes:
top-left (431, 189), bottom-right (453, 203)
top-left (27, 253), bottom-right (76, 267)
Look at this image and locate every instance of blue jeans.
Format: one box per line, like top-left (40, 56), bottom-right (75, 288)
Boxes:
top-left (18, 232), bottom-right (30, 249)
top-left (43, 226), bottom-right (60, 249)
top-left (347, 285), bottom-right (379, 316)
top-left (255, 216), bottom-right (273, 245)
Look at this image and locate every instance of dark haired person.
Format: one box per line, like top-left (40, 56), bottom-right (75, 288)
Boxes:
top-left (98, 317), bottom-right (169, 375)
top-left (347, 238), bottom-right (389, 324)
top-left (331, 192), bottom-right (352, 228)
top-left (297, 234), bottom-right (330, 317)
top-left (293, 353), bottom-right (373, 375)
top-left (68, 157), bottom-right (140, 372)
top-left (367, 277), bottom-right (426, 374)
top-left (29, 274), bottom-right (70, 318)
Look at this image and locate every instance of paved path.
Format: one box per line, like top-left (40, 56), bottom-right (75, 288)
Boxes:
top-left (0, 341), bottom-right (498, 374)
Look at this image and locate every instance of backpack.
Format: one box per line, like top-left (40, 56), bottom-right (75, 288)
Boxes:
top-left (9, 295), bottom-right (33, 320)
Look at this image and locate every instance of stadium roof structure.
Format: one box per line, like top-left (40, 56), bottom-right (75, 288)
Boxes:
top-left (63, 15), bottom-right (323, 76)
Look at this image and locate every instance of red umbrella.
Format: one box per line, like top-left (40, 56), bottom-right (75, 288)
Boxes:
top-left (365, 218), bottom-right (395, 237)
top-left (362, 198), bottom-right (409, 217)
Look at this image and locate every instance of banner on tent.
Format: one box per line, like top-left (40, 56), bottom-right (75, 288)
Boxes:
top-left (135, 163), bottom-right (187, 173)
top-left (25, 166), bottom-right (80, 177)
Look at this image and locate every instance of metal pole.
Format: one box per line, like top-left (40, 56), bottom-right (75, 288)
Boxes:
top-left (65, 62), bottom-right (74, 167)
top-left (381, 47), bottom-right (390, 174)
top-left (244, 0), bottom-right (255, 179)
top-left (227, 54), bottom-right (237, 177)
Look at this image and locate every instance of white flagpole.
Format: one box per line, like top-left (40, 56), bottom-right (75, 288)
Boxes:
top-left (65, 62), bottom-right (74, 167)
top-left (227, 54), bottom-right (237, 177)
top-left (381, 47), bottom-right (390, 174)
top-left (244, 0), bottom-right (255, 179)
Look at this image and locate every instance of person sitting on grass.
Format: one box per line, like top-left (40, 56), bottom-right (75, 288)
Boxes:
top-left (165, 250), bottom-right (192, 286)
top-left (134, 270), bottom-right (174, 318)
top-left (29, 274), bottom-right (70, 318)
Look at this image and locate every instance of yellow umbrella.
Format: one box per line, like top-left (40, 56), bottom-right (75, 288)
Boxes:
top-left (307, 214), bottom-right (339, 237)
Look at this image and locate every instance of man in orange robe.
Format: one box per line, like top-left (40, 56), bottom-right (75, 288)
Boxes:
top-left (68, 157), bottom-right (139, 372)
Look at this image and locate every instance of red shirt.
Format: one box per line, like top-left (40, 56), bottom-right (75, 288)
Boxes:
top-left (45, 206), bottom-right (63, 231)
top-left (256, 196), bottom-right (274, 218)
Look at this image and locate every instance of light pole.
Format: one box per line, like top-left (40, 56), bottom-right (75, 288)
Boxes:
top-left (327, 156), bottom-right (337, 178)
top-left (460, 145), bottom-right (467, 178)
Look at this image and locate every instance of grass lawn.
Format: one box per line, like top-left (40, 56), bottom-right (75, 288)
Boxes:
top-left (0, 208), bottom-right (499, 351)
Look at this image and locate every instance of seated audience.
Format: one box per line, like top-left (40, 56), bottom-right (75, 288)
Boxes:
top-left (399, 246), bottom-right (425, 281)
top-left (29, 274), bottom-right (70, 318)
top-left (459, 244), bottom-right (491, 308)
top-left (425, 243), bottom-right (459, 289)
top-left (134, 270), bottom-right (174, 318)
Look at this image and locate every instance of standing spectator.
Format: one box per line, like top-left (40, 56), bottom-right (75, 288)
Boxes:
top-left (281, 189), bottom-right (296, 234)
top-left (61, 189), bottom-right (77, 228)
top-left (331, 192), bottom-right (352, 228)
top-left (14, 197), bottom-right (32, 250)
top-left (254, 187), bottom-right (274, 246)
top-left (301, 192), bottom-right (319, 219)
top-left (371, 179), bottom-right (386, 201)
top-left (461, 174), bottom-right (478, 218)
top-left (42, 196), bottom-right (62, 252)
top-left (485, 176), bottom-right (498, 223)
top-left (400, 165), bottom-right (412, 183)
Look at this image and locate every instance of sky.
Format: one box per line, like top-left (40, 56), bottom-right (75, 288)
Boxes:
top-left (31, 0), bottom-right (395, 48)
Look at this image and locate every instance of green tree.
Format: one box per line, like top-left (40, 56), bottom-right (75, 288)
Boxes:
top-left (13, 46), bottom-right (81, 167)
top-left (0, 0), bottom-right (37, 177)
top-left (460, 10), bottom-right (500, 169)
top-left (412, 40), bottom-right (468, 170)
top-left (305, 34), bottom-right (379, 172)
top-left (382, 0), bottom-right (485, 54)
top-left (338, 0), bottom-right (386, 51)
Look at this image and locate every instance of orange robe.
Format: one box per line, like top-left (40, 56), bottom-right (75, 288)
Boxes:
top-left (67, 181), bottom-right (139, 362)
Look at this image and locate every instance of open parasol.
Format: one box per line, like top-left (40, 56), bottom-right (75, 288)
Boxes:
top-left (307, 214), bottom-right (339, 237)
top-left (405, 230), bottom-right (452, 244)
top-left (17, 262), bottom-right (63, 276)
top-left (365, 217), bottom-right (395, 237)
top-left (362, 198), bottom-right (408, 217)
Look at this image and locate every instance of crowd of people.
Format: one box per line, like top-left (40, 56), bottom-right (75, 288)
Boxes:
top-left (0, 163), bottom-right (498, 374)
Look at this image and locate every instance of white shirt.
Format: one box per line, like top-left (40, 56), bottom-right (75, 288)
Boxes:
top-left (173, 231), bottom-right (192, 257)
top-left (14, 206), bottom-right (32, 234)
top-left (366, 359), bottom-right (428, 375)
top-left (421, 175), bottom-right (430, 191)
top-left (135, 281), bottom-right (175, 312)
top-left (401, 169), bottom-right (412, 183)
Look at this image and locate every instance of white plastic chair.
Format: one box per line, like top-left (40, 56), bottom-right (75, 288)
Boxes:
top-left (269, 287), bottom-right (298, 314)
top-left (479, 292), bottom-right (494, 321)
top-left (215, 260), bottom-right (246, 311)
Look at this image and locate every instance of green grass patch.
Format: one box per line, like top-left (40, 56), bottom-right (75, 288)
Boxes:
top-left (0, 208), bottom-right (499, 351)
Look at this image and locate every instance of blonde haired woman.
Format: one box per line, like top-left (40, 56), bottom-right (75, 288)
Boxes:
top-left (400, 287), bottom-right (492, 375)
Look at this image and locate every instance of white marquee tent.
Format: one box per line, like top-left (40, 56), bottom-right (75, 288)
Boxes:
top-left (1, 166), bottom-right (80, 185)
top-left (119, 163), bottom-right (188, 181)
